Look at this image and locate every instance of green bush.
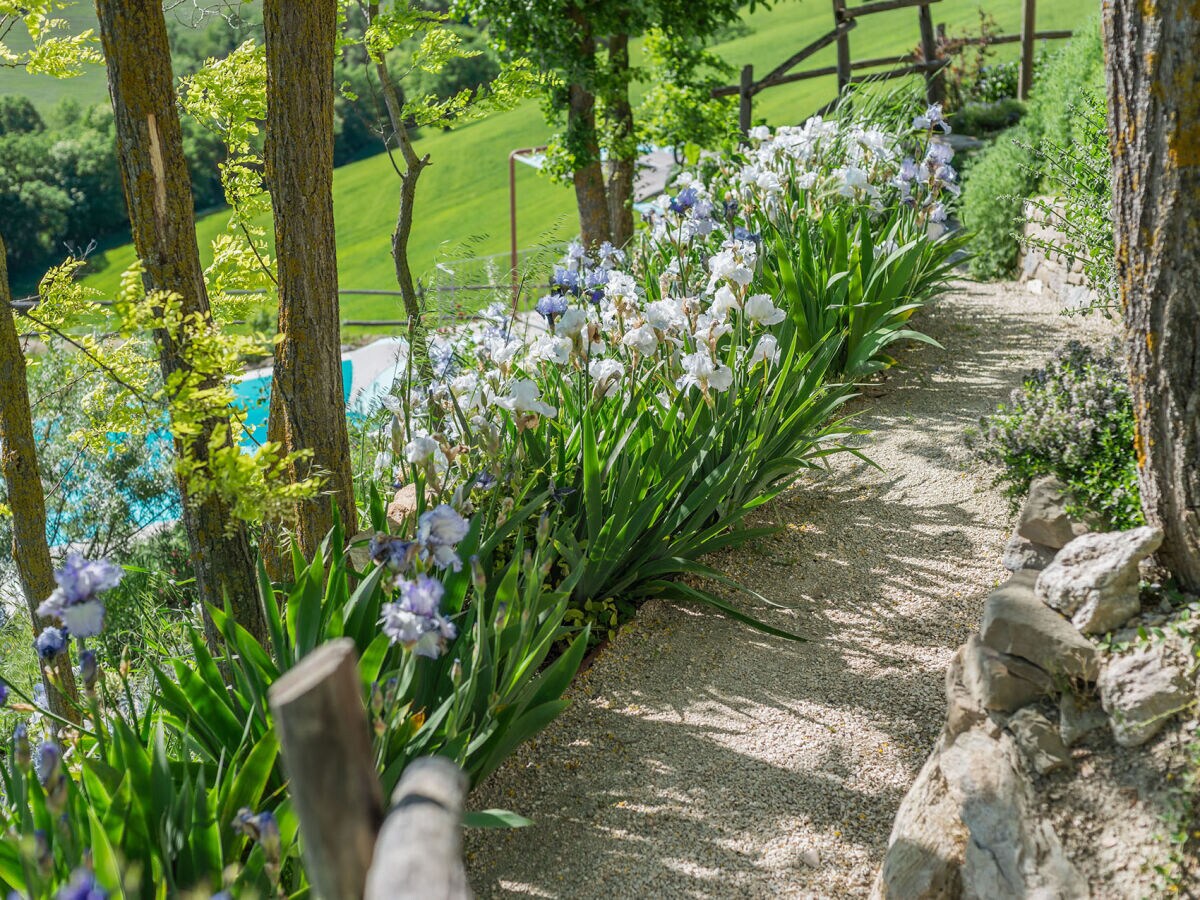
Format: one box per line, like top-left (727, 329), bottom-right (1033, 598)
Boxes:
top-left (950, 98), bottom-right (1025, 138)
top-left (961, 22), bottom-right (1106, 279)
top-left (1021, 96), bottom-right (1115, 315)
top-left (966, 340), bottom-right (1142, 529)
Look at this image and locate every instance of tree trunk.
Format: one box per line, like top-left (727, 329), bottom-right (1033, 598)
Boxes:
top-left (364, 1), bottom-right (432, 383)
top-left (566, 15), bottom-right (611, 249)
top-left (0, 237), bottom-right (79, 722)
top-left (605, 33), bottom-right (636, 249)
top-left (96, 0), bottom-right (268, 648)
top-left (1104, 0), bottom-right (1200, 591)
top-left (263, 0), bottom-right (358, 559)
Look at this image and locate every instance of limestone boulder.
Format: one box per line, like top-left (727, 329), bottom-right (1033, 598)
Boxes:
top-left (1001, 531), bottom-right (1057, 573)
top-left (1007, 708), bottom-right (1071, 775)
top-left (1016, 476), bottom-right (1087, 549)
top-left (1035, 527), bottom-right (1163, 635)
top-left (960, 634), bottom-right (1053, 713)
top-left (1057, 692), bottom-right (1108, 747)
top-left (874, 725), bottom-right (1087, 899)
top-left (980, 571), bottom-right (1099, 682)
top-left (1098, 639), bottom-right (1192, 747)
top-left (387, 483), bottom-right (420, 529)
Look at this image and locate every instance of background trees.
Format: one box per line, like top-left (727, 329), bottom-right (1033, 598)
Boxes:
top-left (459, 0), bottom-right (748, 248)
top-left (1103, 0), bottom-right (1200, 591)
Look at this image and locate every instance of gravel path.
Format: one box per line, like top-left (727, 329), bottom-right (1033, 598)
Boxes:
top-left (465, 280), bottom-right (1117, 898)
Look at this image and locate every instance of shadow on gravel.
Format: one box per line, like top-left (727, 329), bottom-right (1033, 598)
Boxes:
top-left (465, 285), bottom-right (1090, 898)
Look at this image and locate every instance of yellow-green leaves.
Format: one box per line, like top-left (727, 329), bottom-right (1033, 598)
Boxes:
top-left (0, 1), bottom-right (101, 78)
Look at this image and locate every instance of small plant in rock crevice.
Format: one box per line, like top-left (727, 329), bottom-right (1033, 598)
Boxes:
top-left (966, 340), bottom-right (1142, 530)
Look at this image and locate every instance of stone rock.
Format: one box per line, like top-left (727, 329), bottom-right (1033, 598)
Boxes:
top-left (945, 643), bottom-right (990, 742)
top-left (980, 571), bottom-right (1099, 682)
top-left (386, 483), bottom-right (420, 529)
top-left (1098, 639), bottom-right (1192, 747)
top-left (1001, 531), bottom-right (1057, 573)
top-left (345, 531), bottom-right (376, 571)
top-left (942, 729), bottom-right (1086, 898)
top-left (1016, 476), bottom-right (1086, 549)
top-left (1036, 527), bottom-right (1163, 635)
top-left (961, 634), bottom-right (1053, 712)
top-left (874, 725), bottom-right (1087, 899)
top-left (871, 751), bottom-right (966, 899)
top-left (1007, 708), bottom-right (1071, 775)
top-left (1058, 692), bottom-right (1108, 747)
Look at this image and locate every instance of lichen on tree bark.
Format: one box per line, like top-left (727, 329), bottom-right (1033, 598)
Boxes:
top-left (96, 0), bottom-right (268, 647)
top-left (1104, 0), bottom-right (1200, 591)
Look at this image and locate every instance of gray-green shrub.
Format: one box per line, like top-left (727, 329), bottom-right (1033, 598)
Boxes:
top-left (961, 22), bottom-right (1107, 279)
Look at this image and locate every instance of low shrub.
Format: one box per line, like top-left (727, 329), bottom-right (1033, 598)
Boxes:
top-left (1020, 95), bottom-right (1115, 316)
top-left (950, 98), bottom-right (1025, 138)
top-left (961, 22), bottom-right (1106, 279)
top-left (966, 340), bottom-right (1142, 530)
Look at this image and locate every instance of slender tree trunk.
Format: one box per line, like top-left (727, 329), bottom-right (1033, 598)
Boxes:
top-left (364, 0), bottom-right (432, 382)
top-left (605, 33), bottom-right (636, 249)
top-left (96, 0), bottom-right (267, 648)
top-left (566, 15), bottom-right (611, 249)
top-left (0, 238), bottom-right (79, 722)
top-left (1104, 0), bottom-right (1200, 591)
top-left (263, 0), bottom-right (358, 559)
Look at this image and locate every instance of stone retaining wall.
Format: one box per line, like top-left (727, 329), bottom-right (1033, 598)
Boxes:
top-left (872, 477), bottom-right (1198, 898)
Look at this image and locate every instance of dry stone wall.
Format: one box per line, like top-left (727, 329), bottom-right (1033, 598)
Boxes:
top-left (873, 477), bottom-right (1199, 898)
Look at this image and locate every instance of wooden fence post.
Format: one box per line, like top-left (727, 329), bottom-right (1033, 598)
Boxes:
top-left (269, 639), bottom-right (385, 900)
top-left (1018, 0), bottom-right (1036, 99)
top-left (739, 64), bottom-right (754, 135)
top-left (917, 2), bottom-right (945, 105)
top-left (364, 757), bottom-right (472, 900)
top-left (832, 0), bottom-right (852, 96)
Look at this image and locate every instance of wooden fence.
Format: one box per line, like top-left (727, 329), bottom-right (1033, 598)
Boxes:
top-left (715, 0), bottom-right (1073, 133)
top-left (269, 639), bottom-right (472, 899)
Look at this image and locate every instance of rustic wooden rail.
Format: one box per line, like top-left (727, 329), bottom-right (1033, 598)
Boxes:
top-left (269, 638), bottom-right (472, 899)
top-left (716, 0), bottom-right (1072, 133)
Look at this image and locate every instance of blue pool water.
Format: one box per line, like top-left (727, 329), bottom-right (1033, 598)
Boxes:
top-left (230, 360), bottom-right (353, 449)
top-left (54, 360), bottom-right (355, 539)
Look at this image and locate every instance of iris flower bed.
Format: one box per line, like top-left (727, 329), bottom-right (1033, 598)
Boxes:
top-left (0, 102), bottom-right (964, 898)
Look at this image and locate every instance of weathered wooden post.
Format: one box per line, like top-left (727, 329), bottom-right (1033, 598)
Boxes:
top-left (1019, 0), bottom-right (1037, 99)
top-left (269, 638), bottom-right (474, 898)
top-left (832, 0), bottom-right (852, 96)
top-left (739, 64), bottom-right (754, 135)
top-left (270, 639), bottom-right (385, 899)
top-left (364, 758), bottom-right (472, 900)
top-left (917, 1), bottom-right (945, 105)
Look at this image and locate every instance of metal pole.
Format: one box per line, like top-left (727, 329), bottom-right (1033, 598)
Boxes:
top-left (508, 149), bottom-right (519, 310)
top-left (739, 65), bottom-right (754, 135)
top-left (1018, 0), bottom-right (1036, 100)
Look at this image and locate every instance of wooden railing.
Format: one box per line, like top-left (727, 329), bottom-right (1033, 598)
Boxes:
top-left (269, 639), bottom-right (472, 899)
top-left (716, 0), bottom-right (1073, 133)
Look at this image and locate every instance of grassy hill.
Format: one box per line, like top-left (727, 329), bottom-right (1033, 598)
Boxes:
top-left (6, 1), bottom-right (1096, 327)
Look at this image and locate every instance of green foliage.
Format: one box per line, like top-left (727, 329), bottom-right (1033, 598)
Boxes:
top-left (948, 98), bottom-right (1025, 138)
top-left (966, 340), bottom-right (1142, 530)
top-left (960, 124), bottom-right (1038, 278)
top-left (637, 28), bottom-right (737, 161)
top-left (0, 102), bottom-right (126, 273)
top-left (961, 20), bottom-right (1106, 279)
top-left (0, 94), bottom-right (44, 134)
top-left (0, 1), bottom-right (101, 77)
top-left (1019, 96), bottom-right (1115, 316)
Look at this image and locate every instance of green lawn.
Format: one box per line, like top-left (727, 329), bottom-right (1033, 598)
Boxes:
top-left (10, 0), bottom-right (1097, 327)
